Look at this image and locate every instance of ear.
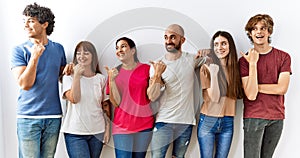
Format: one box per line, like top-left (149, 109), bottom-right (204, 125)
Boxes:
top-left (130, 48), bottom-right (136, 55)
top-left (42, 21), bottom-right (49, 29)
top-left (181, 37), bottom-right (186, 44)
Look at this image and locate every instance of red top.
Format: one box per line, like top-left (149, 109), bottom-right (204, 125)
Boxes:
top-left (106, 63), bottom-right (154, 134)
top-left (239, 48), bottom-right (291, 120)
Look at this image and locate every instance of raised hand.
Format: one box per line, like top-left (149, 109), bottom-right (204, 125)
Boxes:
top-left (73, 64), bottom-right (85, 77)
top-left (104, 66), bottom-right (119, 81)
top-left (196, 49), bottom-right (211, 59)
top-left (149, 60), bottom-right (166, 77)
top-left (63, 63), bottom-right (74, 75)
top-left (208, 63), bottom-right (219, 77)
top-left (24, 43), bottom-right (45, 59)
top-left (240, 48), bottom-right (259, 64)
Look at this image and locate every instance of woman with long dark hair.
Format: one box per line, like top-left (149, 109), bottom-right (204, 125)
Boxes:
top-left (197, 31), bottom-right (243, 158)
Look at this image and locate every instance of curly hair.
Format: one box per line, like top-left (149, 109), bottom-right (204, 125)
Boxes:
top-left (23, 3), bottom-right (55, 35)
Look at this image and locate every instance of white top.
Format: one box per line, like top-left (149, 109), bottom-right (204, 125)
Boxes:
top-left (61, 74), bottom-right (107, 135)
top-left (150, 52), bottom-right (205, 125)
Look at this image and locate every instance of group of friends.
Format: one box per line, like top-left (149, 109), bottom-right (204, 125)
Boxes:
top-left (10, 2), bottom-right (292, 158)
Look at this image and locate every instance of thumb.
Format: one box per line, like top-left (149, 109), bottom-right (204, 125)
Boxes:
top-left (104, 66), bottom-right (110, 72)
top-left (149, 61), bottom-right (155, 65)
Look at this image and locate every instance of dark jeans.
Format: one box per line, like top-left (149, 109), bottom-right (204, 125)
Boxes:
top-left (243, 118), bottom-right (283, 158)
top-left (64, 133), bottom-right (104, 158)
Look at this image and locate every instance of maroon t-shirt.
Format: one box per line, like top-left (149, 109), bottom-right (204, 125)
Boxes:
top-left (239, 48), bottom-right (291, 120)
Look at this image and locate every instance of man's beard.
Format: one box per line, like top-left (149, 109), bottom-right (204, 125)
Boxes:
top-left (165, 42), bottom-right (181, 53)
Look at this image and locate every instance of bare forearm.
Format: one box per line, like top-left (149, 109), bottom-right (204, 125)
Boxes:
top-left (70, 75), bottom-right (81, 103)
top-left (258, 84), bottom-right (287, 95)
top-left (207, 75), bottom-right (220, 102)
top-left (258, 72), bottom-right (290, 95)
top-left (15, 57), bottom-right (39, 90)
top-left (243, 63), bottom-right (258, 100)
top-left (109, 80), bottom-right (121, 107)
top-left (147, 75), bottom-right (164, 101)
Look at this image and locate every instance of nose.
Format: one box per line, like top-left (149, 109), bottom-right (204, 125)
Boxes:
top-left (24, 21), bottom-right (29, 28)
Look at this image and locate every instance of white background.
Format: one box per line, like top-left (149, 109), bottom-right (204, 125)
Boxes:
top-left (0, 0), bottom-right (299, 157)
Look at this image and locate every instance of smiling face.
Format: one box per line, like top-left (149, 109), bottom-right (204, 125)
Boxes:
top-left (164, 30), bottom-right (183, 53)
top-left (23, 16), bottom-right (47, 39)
top-left (115, 40), bottom-right (135, 62)
top-left (213, 35), bottom-right (230, 59)
top-left (76, 46), bottom-right (93, 67)
top-left (250, 21), bottom-right (271, 46)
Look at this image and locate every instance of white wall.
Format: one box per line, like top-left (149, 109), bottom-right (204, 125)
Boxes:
top-left (1, 0), bottom-right (299, 157)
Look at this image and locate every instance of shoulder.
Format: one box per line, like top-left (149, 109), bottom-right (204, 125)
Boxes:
top-left (47, 40), bottom-right (65, 51)
top-left (96, 73), bottom-right (106, 79)
top-left (138, 63), bottom-right (150, 69)
top-left (272, 47), bottom-right (290, 57)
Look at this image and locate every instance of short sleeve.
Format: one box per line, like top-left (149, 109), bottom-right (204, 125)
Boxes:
top-left (10, 45), bottom-right (28, 69)
top-left (239, 56), bottom-right (249, 78)
top-left (280, 51), bottom-right (292, 74)
top-left (62, 75), bottom-right (72, 99)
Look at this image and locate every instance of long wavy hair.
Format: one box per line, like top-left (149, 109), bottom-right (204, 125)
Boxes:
top-left (211, 31), bottom-right (244, 99)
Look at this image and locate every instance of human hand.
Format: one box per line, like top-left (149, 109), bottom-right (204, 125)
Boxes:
top-left (63, 63), bottom-right (74, 75)
top-left (196, 49), bottom-right (211, 59)
top-left (240, 48), bottom-right (259, 64)
top-left (149, 60), bottom-right (166, 77)
top-left (208, 64), bottom-right (219, 77)
top-left (24, 43), bottom-right (45, 59)
top-left (104, 66), bottom-right (119, 81)
top-left (73, 64), bottom-right (84, 77)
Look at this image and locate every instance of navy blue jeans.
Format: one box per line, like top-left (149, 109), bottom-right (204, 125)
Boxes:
top-left (151, 122), bottom-right (193, 158)
top-left (113, 128), bottom-right (152, 158)
top-left (64, 133), bottom-right (104, 158)
top-left (197, 114), bottom-right (234, 158)
top-left (243, 118), bottom-right (283, 158)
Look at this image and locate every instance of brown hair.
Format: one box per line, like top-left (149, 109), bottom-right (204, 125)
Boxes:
top-left (211, 31), bottom-right (244, 99)
top-left (245, 14), bottom-right (274, 44)
top-left (73, 41), bottom-right (101, 74)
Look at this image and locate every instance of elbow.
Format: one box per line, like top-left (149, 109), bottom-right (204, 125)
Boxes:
top-left (246, 94), bottom-right (257, 101)
top-left (147, 91), bottom-right (160, 102)
top-left (277, 88), bottom-right (288, 95)
top-left (69, 99), bottom-right (79, 104)
top-left (148, 95), bottom-right (158, 102)
top-left (18, 80), bottom-right (34, 91)
top-left (70, 96), bottom-right (80, 104)
top-left (20, 84), bottom-right (32, 91)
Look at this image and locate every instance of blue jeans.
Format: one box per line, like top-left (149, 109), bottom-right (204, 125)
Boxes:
top-left (244, 118), bottom-right (283, 158)
top-left (113, 128), bottom-right (152, 158)
top-left (17, 118), bottom-right (61, 158)
top-left (151, 122), bottom-right (193, 158)
top-left (197, 114), bottom-right (234, 158)
top-left (64, 133), bottom-right (104, 158)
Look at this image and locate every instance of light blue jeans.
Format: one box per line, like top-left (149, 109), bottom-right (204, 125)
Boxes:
top-left (244, 118), bottom-right (283, 158)
top-left (64, 133), bottom-right (104, 158)
top-left (197, 114), bottom-right (234, 158)
top-left (113, 128), bottom-right (152, 158)
top-left (17, 118), bottom-right (61, 158)
top-left (151, 122), bottom-right (193, 158)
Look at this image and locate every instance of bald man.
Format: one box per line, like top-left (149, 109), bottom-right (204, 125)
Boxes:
top-left (147, 24), bottom-right (206, 158)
